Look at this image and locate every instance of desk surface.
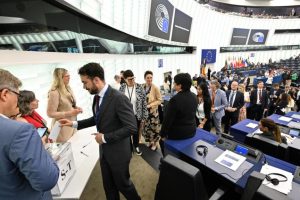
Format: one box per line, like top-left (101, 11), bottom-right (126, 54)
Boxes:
top-left (53, 127), bottom-right (99, 200)
top-left (230, 119), bottom-right (258, 143)
top-left (165, 129), bottom-right (300, 199)
top-left (285, 111), bottom-right (300, 122)
top-left (268, 114), bottom-right (291, 126)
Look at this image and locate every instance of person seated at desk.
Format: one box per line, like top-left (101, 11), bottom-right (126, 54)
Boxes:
top-left (160, 73), bottom-right (197, 154)
top-left (259, 118), bottom-right (287, 144)
top-left (16, 90), bottom-right (49, 144)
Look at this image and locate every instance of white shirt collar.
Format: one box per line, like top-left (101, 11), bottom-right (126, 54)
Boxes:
top-left (98, 83), bottom-right (108, 98)
top-left (0, 113), bottom-right (8, 119)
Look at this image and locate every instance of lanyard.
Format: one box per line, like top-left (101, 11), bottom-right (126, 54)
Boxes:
top-left (127, 85), bottom-right (135, 102)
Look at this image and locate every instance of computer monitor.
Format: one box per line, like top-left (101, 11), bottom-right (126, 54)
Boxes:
top-left (289, 129), bottom-right (300, 137)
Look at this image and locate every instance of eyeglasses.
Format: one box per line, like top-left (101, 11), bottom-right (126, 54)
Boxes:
top-left (0, 88), bottom-right (21, 98)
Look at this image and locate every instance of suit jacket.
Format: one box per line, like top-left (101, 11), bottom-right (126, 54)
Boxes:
top-left (0, 116), bottom-right (59, 200)
top-left (269, 88), bottom-right (283, 102)
top-left (226, 90), bottom-right (244, 116)
top-left (209, 89), bottom-right (228, 119)
top-left (78, 86), bottom-right (137, 165)
top-left (119, 83), bottom-right (148, 121)
top-left (250, 89), bottom-right (268, 109)
top-left (160, 91), bottom-right (197, 140)
top-left (142, 83), bottom-right (162, 114)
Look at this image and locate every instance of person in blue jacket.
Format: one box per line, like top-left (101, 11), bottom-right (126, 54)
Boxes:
top-left (0, 69), bottom-right (59, 200)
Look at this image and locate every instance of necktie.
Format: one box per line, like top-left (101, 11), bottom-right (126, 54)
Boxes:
top-left (259, 90), bottom-right (262, 104)
top-left (95, 95), bottom-right (101, 113)
top-left (229, 91), bottom-right (235, 107)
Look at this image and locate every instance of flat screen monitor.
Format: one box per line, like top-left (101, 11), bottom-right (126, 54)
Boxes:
top-left (289, 129), bottom-right (300, 137)
top-left (235, 145), bottom-right (249, 156)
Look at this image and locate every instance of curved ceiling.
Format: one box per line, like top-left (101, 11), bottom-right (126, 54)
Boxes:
top-left (211, 0), bottom-right (300, 7)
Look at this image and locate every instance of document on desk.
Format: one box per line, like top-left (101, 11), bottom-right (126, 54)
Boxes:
top-left (246, 123), bottom-right (258, 129)
top-left (48, 121), bottom-right (61, 141)
top-left (291, 114), bottom-right (300, 120)
top-left (261, 164), bottom-right (293, 195)
top-left (278, 116), bottom-right (292, 122)
top-left (288, 121), bottom-right (300, 129)
top-left (215, 150), bottom-right (246, 171)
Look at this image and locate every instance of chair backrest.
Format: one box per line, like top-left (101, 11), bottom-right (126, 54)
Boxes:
top-left (287, 146), bottom-right (300, 166)
top-left (155, 155), bottom-right (208, 200)
top-left (245, 134), bottom-right (279, 158)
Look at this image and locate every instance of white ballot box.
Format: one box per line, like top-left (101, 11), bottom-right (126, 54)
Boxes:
top-left (46, 143), bottom-right (76, 196)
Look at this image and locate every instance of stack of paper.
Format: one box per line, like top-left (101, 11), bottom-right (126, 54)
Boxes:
top-left (260, 164), bottom-right (293, 195)
top-left (246, 123), bottom-right (258, 129)
top-left (278, 116), bottom-right (292, 122)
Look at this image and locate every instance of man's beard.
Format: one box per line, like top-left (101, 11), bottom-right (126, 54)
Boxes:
top-left (88, 84), bottom-right (99, 95)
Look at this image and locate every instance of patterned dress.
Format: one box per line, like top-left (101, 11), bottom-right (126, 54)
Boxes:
top-left (143, 85), bottom-right (161, 143)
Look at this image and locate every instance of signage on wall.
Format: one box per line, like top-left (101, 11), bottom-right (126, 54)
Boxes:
top-left (171, 9), bottom-right (192, 43)
top-left (201, 49), bottom-right (216, 64)
top-left (230, 28), bottom-right (269, 46)
top-left (247, 29), bottom-right (269, 45)
top-left (158, 59), bottom-right (163, 68)
top-left (230, 28), bottom-right (250, 45)
top-left (148, 0), bottom-right (174, 40)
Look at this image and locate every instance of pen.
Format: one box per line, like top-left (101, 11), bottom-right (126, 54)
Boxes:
top-left (82, 140), bottom-right (92, 148)
top-left (80, 151), bottom-right (89, 157)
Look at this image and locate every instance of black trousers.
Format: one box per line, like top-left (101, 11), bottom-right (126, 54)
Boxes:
top-left (100, 156), bottom-right (141, 200)
top-left (223, 111), bottom-right (239, 134)
top-left (249, 104), bottom-right (264, 121)
top-left (132, 116), bottom-right (141, 148)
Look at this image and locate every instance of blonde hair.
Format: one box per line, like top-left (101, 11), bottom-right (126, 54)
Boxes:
top-left (0, 69), bottom-right (22, 90)
top-left (50, 68), bottom-right (72, 96)
top-left (238, 84), bottom-right (245, 93)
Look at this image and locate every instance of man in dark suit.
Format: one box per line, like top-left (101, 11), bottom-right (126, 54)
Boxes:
top-left (268, 83), bottom-right (283, 115)
top-left (60, 63), bottom-right (140, 200)
top-left (249, 81), bottom-right (268, 121)
top-left (223, 81), bottom-right (244, 134)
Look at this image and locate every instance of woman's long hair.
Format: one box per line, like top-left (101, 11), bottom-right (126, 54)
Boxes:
top-left (50, 68), bottom-right (72, 96)
top-left (276, 93), bottom-right (289, 106)
top-left (260, 118), bottom-right (282, 143)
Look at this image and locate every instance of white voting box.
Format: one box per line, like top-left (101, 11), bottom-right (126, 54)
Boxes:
top-left (46, 142), bottom-right (76, 196)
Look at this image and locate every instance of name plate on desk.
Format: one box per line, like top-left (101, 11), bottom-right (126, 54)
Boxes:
top-left (46, 143), bottom-right (76, 196)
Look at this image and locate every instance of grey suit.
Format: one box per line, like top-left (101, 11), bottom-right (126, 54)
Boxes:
top-left (77, 86), bottom-right (140, 200)
top-left (209, 89), bottom-right (228, 134)
top-left (0, 116), bottom-right (59, 200)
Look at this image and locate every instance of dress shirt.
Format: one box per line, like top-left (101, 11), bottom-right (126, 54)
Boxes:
top-left (256, 89), bottom-right (262, 104)
top-left (229, 90), bottom-right (237, 107)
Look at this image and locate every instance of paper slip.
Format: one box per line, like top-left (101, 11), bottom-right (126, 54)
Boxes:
top-left (288, 121), bottom-right (300, 129)
top-left (246, 123), bottom-right (258, 129)
top-left (291, 114), bottom-right (300, 120)
top-left (215, 150), bottom-right (246, 171)
top-left (48, 121), bottom-right (61, 141)
top-left (261, 164), bottom-right (293, 195)
top-left (278, 116), bottom-right (292, 122)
